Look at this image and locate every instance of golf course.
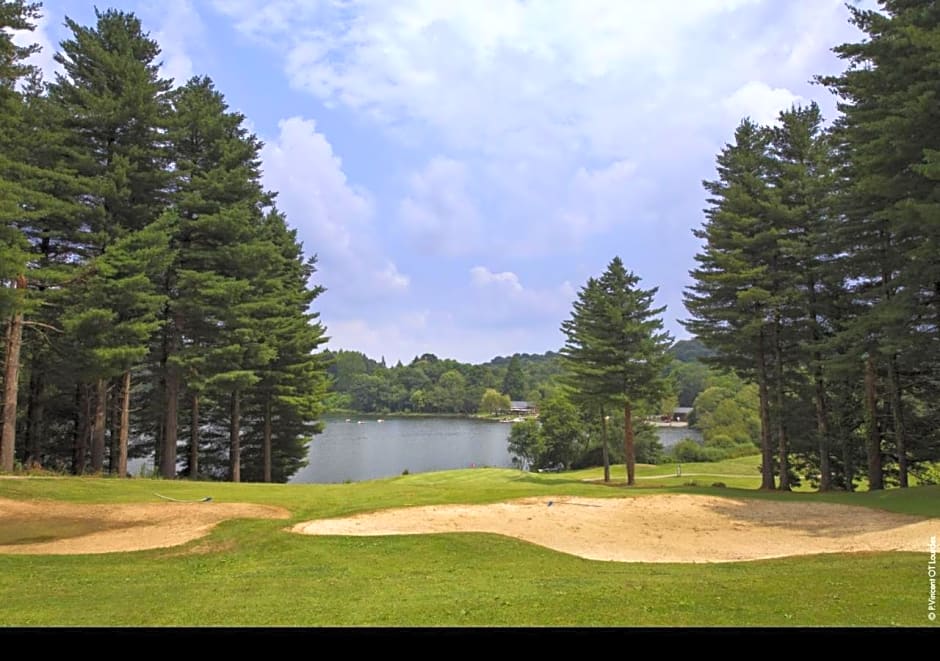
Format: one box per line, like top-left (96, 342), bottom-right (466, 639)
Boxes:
top-left (2, 455), bottom-right (937, 627)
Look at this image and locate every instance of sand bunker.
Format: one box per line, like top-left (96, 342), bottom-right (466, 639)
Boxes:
top-left (291, 494), bottom-right (939, 563)
top-left (0, 497), bottom-right (289, 555)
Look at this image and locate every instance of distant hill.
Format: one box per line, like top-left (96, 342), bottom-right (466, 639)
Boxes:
top-left (668, 338), bottom-right (714, 363)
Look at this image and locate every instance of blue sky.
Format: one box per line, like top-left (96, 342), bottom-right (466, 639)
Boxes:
top-left (21, 1), bottom-right (869, 364)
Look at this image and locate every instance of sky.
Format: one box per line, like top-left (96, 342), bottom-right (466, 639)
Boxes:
top-left (18, 1), bottom-right (871, 364)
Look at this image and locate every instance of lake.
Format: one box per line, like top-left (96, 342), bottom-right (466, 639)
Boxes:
top-left (129, 416), bottom-right (702, 482)
top-left (289, 416), bottom-right (703, 484)
top-left (289, 416), bottom-right (513, 484)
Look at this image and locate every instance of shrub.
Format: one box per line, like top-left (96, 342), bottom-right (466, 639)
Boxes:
top-left (706, 433), bottom-right (736, 448)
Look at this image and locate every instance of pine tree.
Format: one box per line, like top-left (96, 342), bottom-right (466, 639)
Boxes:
top-left (684, 119), bottom-right (778, 490)
top-left (1, 1), bottom-right (89, 470)
top-left (240, 210), bottom-right (328, 483)
top-left (15, 74), bottom-right (98, 469)
top-left (163, 75), bottom-right (268, 478)
top-left (1, 2), bottom-right (38, 470)
top-left (818, 1), bottom-right (940, 488)
top-left (47, 8), bottom-right (172, 473)
top-left (563, 258), bottom-right (671, 485)
top-left (767, 103), bottom-right (838, 490)
top-left (60, 218), bottom-right (171, 474)
top-left (560, 277), bottom-right (617, 482)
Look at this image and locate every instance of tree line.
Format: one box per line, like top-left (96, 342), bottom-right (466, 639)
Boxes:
top-left (324, 349), bottom-right (562, 414)
top-left (0, 3), bottom-right (328, 482)
top-left (684, 1), bottom-right (940, 491)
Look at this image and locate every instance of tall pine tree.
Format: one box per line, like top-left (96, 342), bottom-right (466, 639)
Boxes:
top-left (563, 258), bottom-right (671, 485)
top-left (684, 120), bottom-right (779, 490)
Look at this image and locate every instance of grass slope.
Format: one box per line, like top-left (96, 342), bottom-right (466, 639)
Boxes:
top-left (0, 457), bottom-right (937, 626)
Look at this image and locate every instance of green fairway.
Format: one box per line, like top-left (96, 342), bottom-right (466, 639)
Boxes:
top-left (1, 458), bottom-right (937, 627)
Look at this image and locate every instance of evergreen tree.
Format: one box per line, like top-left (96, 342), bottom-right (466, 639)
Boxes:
top-left (1, 2), bottom-right (40, 471)
top-left (766, 103), bottom-right (838, 490)
top-left (818, 1), bottom-right (940, 488)
top-left (684, 120), bottom-right (778, 490)
top-left (239, 210), bottom-right (328, 483)
top-left (164, 75), bottom-right (268, 478)
top-left (60, 217), bottom-right (171, 474)
top-left (563, 258), bottom-right (672, 485)
top-left (1, 2), bottom-right (87, 470)
top-left (47, 8), bottom-right (172, 473)
top-left (560, 276), bottom-right (617, 481)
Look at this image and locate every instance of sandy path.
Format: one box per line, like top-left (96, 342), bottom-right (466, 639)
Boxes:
top-left (0, 498), bottom-right (289, 555)
top-left (291, 494), bottom-right (939, 563)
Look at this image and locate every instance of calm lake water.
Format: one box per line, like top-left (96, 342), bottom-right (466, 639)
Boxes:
top-left (289, 416), bottom-right (513, 484)
top-left (288, 416), bottom-right (703, 484)
top-left (130, 417), bottom-right (703, 482)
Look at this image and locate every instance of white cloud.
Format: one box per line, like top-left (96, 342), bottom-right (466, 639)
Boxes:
top-left (327, 310), bottom-right (562, 364)
top-left (10, 9), bottom-right (59, 83)
top-left (209, 0), bottom-right (844, 160)
top-left (470, 266), bottom-right (523, 293)
top-left (398, 157), bottom-right (481, 256)
top-left (558, 159), bottom-right (641, 241)
top-left (212, 0), bottom-right (867, 260)
top-left (468, 266), bottom-right (574, 327)
top-left (211, 0), bottom-right (870, 359)
top-left (377, 261), bottom-right (410, 292)
top-left (260, 116), bottom-right (409, 304)
top-left (149, 0), bottom-right (204, 86)
top-left (722, 81), bottom-right (803, 126)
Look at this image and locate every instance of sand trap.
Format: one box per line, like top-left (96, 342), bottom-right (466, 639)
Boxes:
top-left (291, 494), bottom-right (939, 563)
top-left (0, 497), bottom-right (289, 555)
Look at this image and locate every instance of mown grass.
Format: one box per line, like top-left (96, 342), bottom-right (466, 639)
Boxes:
top-left (0, 458), bottom-right (937, 627)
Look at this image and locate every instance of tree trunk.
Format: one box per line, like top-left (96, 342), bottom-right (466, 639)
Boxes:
top-left (73, 383), bottom-right (90, 475)
top-left (813, 368), bottom-right (831, 492)
top-left (886, 355), bottom-right (907, 488)
top-left (807, 279), bottom-right (831, 491)
top-left (161, 364), bottom-right (179, 478)
top-left (1, 301), bottom-right (24, 472)
top-left (89, 378), bottom-right (107, 473)
top-left (772, 319), bottom-right (790, 491)
top-left (833, 381), bottom-right (855, 491)
top-left (117, 370), bottom-right (131, 478)
top-left (109, 378), bottom-right (121, 474)
top-left (25, 366), bottom-right (44, 467)
top-left (263, 397), bottom-right (273, 483)
top-left (842, 434), bottom-right (854, 492)
top-left (230, 389), bottom-right (241, 483)
top-left (189, 392), bottom-right (199, 479)
top-left (601, 406), bottom-right (610, 483)
top-left (623, 399), bottom-right (635, 486)
top-left (864, 354), bottom-right (884, 491)
top-left (756, 333), bottom-right (775, 490)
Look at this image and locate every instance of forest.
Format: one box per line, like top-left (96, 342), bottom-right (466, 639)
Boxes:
top-left (1, 4), bottom-right (328, 482)
top-left (684, 3), bottom-right (940, 490)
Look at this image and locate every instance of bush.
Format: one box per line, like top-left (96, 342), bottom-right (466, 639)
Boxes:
top-left (669, 439), bottom-right (759, 463)
top-left (706, 433), bottom-right (736, 448)
top-left (912, 462), bottom-right (940, 486)
top-left (672, 439), bottom-right (712, 462)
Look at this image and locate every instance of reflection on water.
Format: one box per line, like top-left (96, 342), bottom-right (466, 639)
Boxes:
top-left (130, 417), bottom-right (705, 483)
top-left (290, 416), bottom-right (514, 484)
